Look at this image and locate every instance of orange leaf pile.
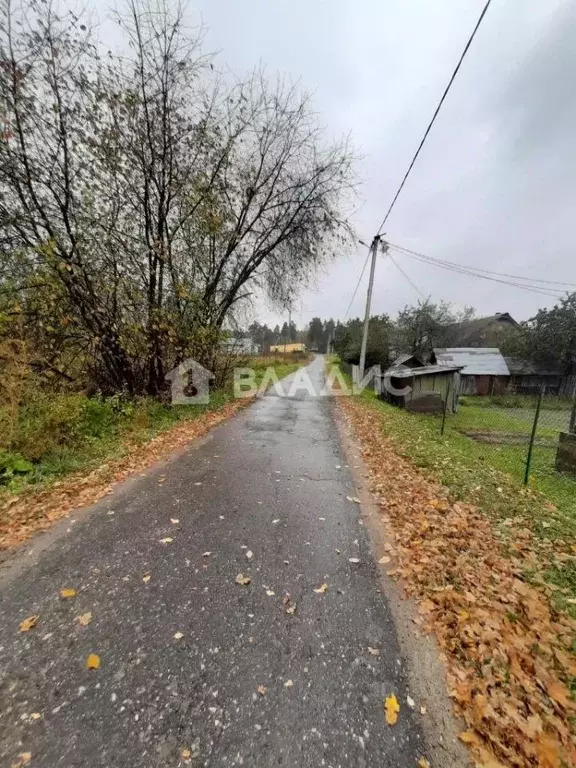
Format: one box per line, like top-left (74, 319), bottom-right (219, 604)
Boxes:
top-left (338, 397), bottom-right (576, 768)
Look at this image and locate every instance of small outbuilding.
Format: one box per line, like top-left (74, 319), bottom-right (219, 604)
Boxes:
top-left (381, 364), bottom-right (463, 413)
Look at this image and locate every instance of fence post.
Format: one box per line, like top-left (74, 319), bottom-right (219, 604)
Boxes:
top-left (441, 379), bottom-right (451, 436)
top-left (569, 391), bottom-right (576, 434)
top-left (524, 385), bottom-right (545, 486)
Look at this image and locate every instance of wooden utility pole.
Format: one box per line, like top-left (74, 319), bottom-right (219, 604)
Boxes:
top-left (359, 236), bottom-right (387, 380)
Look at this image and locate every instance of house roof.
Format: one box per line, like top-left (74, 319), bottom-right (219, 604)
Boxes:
top-left (434, 348), bottom-right (510, 376)
top-left (504, 357), bottom-right (563, 377)
top-left (444, 312), bottom-right (517, 346)
top-left (386, 364), bottom-right (463, 380)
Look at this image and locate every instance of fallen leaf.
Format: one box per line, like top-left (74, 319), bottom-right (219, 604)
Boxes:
top-left (284, 679), bottom-right (293, 688)
top-left (378, 556), bottom-right (391, 564)
top-left (265, 589), bottom-right (275, 597)
top-left (407, 695), bottom-right (415, 708)
top-left (181, 748), bottom-right (191, 759)
top-left (272, 519), bottom-right (280, 524)
top-left (142, 573), bottom-right (151, 583)
top-left (29, 713), bottom-right (41, 720)
top-left (286, 605), bottom-right (296, 615)
top-left (235, 574), bottom-right (251, 586)
top-left (12, 753), bottom-right (32, 768)
top-left (420, 706), bottom-right (427, 715)
top-left (417, 760), bottom-right (431, 768)
top-left (202, 551), bottom-right (212, 557)
top-left (246, 550), bottom-right (254, 560)
top-left (348, 557), bottom-right (360, 564)
top-left (86, 653), bottom-right (101, 670)
top-left (257, 685), bottom-right (267, 696)
top-left (458, 731), bottom-right (481, 747)
top-left (174, 631), bottom-right (184, 640)
top-left (170, 518), bottom-right (179, 524)
top-left (76, 612), bottom-right (92, 626)
top-left (19, 615), bottom-right (39, 633)
top-left (346, 496), bottom-right (361, 504)
top-left (159, 537), bottom-right (173, 544)
top-left (59, 588), bottom-right (77, 599)
top-left (367, 647), bottom-right (380, 656)
top-left (314, 583), bottom-right (328, 594)
top-left (385, 694), bottom-right (400, 725)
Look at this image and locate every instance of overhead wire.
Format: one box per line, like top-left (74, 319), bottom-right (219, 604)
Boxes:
top-left (343, 244), bottom-right (372, 320)
top-left (376, 0), bottom-right (493, 235)
top-left (388, 245), bottom-right (565, 300)
top-left (389, 242), bottom-right (576, 289)
top-left (388, 252), bottom-right (427, 300)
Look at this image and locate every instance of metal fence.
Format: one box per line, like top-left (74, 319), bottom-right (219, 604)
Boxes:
top-left (440, 386), bottom-right (576, 496)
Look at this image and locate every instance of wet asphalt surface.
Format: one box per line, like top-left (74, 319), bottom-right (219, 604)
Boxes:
top-left (0, 356), bottom-right (425, 767)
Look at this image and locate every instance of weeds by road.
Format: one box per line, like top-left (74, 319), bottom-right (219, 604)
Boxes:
top-left (0, 357), bottom-right (306, 548)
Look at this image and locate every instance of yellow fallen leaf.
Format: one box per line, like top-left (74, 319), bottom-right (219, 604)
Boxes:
top-left (367, 647), bottom-right (380, 656)
top-left (418, 759), bottom-right (431, 768)
top-left (257, 684), bottom-right (267, 696)
top-left (12, 753), bottom-right (32, 768)
top-left (60, 588), bottom-right (77, 599)
top-left (86, 653), bottom-right (101, 670)
top-left (142, 573), bottom-right (151, 583)
top-left (174, 631), bottom-right (184, 640)
top-left (29, 713), bottom-right (41, 720)
top-left (378, 556), bottom-right (391, 564)
top-left (286, 605), bottom-right (296, 615)
top-left (235, 574), bottom-right (251, 586)
top-left (314, 583), bottom-right (328, 594)
top-left (181, 748), bottom-right (191, 759)
top-left (159, 537), bottom-right (173, 544)
top-left (19, 615), bottom-right (39, 633)
top-left (384, 694), bottom-right (400, 725)
top-left (76, 612), bottom-right (92, 626)
top-left (170, 518), bottom-right (179, 525)
top-left (265, 589), bottom-right (275, 597)
top-left (458, 730), bottom-right (481, 746)
top-left (284, 679), bottom-right (293, 688)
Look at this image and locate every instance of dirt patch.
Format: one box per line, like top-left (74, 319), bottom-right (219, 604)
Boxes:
top-left (462, 430), bottom-right (556, 448)
top-left (337, 395), bottom-right (576, 768)
top-left (0, 398), bottom-right (253, 550)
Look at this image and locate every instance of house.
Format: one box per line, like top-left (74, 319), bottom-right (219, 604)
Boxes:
top-left (504, 358), bottom-right (568, 396)
top-left (381, 363), bottom-right (463, 413)
top-left (444, 312), bottom-right (517, 348)
top-left (269, 342), bottom-right (307, 354)
top-left (432, 347), bottom-right (510, 395)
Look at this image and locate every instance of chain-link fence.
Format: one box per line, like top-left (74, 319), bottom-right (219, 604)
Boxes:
top-left (441, 386), bottom-right (576, 509)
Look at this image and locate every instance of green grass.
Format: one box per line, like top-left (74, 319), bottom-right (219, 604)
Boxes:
top-left (0, 358), bottom-right (309, 495)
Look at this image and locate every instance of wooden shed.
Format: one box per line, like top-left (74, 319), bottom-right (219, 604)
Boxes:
top-left (381, 364), bottom-right (463, 413)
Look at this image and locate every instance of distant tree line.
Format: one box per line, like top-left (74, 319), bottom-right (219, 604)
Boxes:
top-left (0, 0), bottom-right (356, 396)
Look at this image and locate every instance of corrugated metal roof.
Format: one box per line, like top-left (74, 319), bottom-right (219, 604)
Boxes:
top-left (434, 348), bottom-right (510, 376)
top-left (385, 364), bottom-right (462, 380)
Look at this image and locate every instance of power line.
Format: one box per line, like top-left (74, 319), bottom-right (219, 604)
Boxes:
top-left (343, 244), bottom-right (372, 320)
top-left (388, 252), bottom-right (427, 300)
top-left (389, 242), bottom-right (576, 289)
top-left (388, 245), bottom-right (564, 299)
top-left (376, 0), bottom-right (493, 235)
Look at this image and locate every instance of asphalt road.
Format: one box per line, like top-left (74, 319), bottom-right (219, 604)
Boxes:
top-left (0, 356), bottom-right (426, 767)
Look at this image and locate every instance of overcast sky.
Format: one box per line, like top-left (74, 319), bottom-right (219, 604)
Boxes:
top-left (187, 0), bottom-right (576, 329)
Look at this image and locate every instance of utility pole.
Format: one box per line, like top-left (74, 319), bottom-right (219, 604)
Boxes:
top-left (359, 235), bottom-right (386, 380)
